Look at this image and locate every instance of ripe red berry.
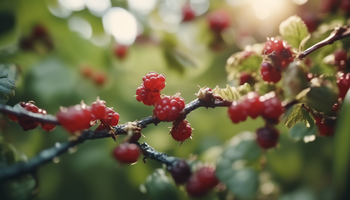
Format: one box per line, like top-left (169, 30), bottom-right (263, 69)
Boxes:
top-left (186, 166), bottom-right (219, 197)
top-left (114, 45), bottom-right (128, 59)
top-left (260, 62), bottom-right (282, 83)
top-left (136, 85), bottom-right (161, 106)
top-left (337, 72), bottom-right (350, 99)
top-left (17, 102), bottom-right (40, 131)
top-left (314, 116), bottom-right (335, 136)
top-left (153, 95), bottom-right (185, 121)
top-left (93, 72), bottom-right (107, 86)
top-left (239, 72), bottom-right (252, 85)
top-left (260, 93), bottom-right (284, 121)
top-left (241, 92), bottom-right (264, 119)
top-left (167, 159), bottom-right (192, 184)
top-left (113, 143), bottom-right (140, 164)
top-left (56, 104), bottom-right (93, 133)
top-left (228, 101), bottom-right (248, 124)
top-left (41, 123), bottom-right (56, 132)
top-left (263, 38), bottom-right (293, 69)
top-left (91, 98), bottom-right (108, 120)
top-left (7, 113), bottom-right (18, 122)
top-left (142, 72), bottom-right (166, 91)
top-left (208, 11), bottom-right (230, 32)
top-left (100, 107), bottom-right (120, 126)
top-left (256, 125), bottom-right (279, 149)
top-left (182, 5), bottom-right (195, 22)
top-left (170, 120), bottom-right (192, 143)
top-left (333, 49), bottom-right (348, 70)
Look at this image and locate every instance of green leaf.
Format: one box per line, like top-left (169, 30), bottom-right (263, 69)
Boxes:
top-left (279, 15), bottom-right (310, 49)
top-left (306, 82), bottom-right (338, 115)
top-left (0, 63), bottom-right (16, 104)
top-left (285, 105), bottom-right (305, 129)
top-left (333, 89), bottom-right (350, 194)
top-left (225, 168), bottom-right (259, 199)
top-left (141, 169), bottom-right (178, 200)
top-left (226, 52), bottom-right (262, 82)
top-left (163, 48), bottom-right (198, 74)
top-left (282, 62), bottom-right (309, 99)
top-left (212, 84), bottom-right (251, 101)
top-left (289, 121), bottom-right (316, 141)
top-left (216, 132), bottom-right (261, 198)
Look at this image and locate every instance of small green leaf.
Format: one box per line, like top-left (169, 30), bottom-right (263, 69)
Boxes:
top-left (279, 15), bottom-right (310, 49)
top-left (285, 105), bottom-right (304, 129)
top-left (0, 64), bottom-right (16, 104)
top-left (289, 121), bottom-right (316, 141)
top-left (212, 84), bottom-right (251, 101)
top-left (226, 52), bottom-right (262, 82)
top-left (306, 82), bottom-right (338, 115)
top-left (163, 48), bottom-right (198, 74)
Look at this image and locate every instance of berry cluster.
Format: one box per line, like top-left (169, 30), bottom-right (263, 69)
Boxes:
top-left (314, 115), bottom-right (335, 137)
top-left (7, 102), bottom-right (56, 131)
top-left (80, 65), bottom-right (108, 86)
top-left (170, 120), bottom-right (192, 144)
top-left (136, 72), bottom-right (166, 106)
top-left (153, 95), bottom-right (185, 121)
top-left (228, 91), bottom-right (284, 124)
top-left (260, 38), bottom-right (294, 83)
top-left (20, 25), bottom-right (53, 52)
top-left (113, 143), bottom-right (140, 164)
top-left (336, 72), bottom-right (350, 99)
top-left (56, 98), bottom-right (119, 133)
top-left (185, 166), bottom-right (220, 197)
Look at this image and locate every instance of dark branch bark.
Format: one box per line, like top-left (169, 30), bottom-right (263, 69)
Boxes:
top-left (298, 25), bottom-right (350, 59)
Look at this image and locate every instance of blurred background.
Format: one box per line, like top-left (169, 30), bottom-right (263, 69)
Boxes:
top-left (0, 0), bottom-right (349, 199)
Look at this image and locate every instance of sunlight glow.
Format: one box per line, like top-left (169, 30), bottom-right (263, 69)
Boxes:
top-left (102, 7), bottom-right (138, 45)
top-left (59, 0), bottom-right (85, 11)
top-left (128, 0), bottom-right (158, 15)
top-left (252, 0), bottom-right (285, 20)
top-left (68, 16), bottom-right (93, 39)
top-left (85, 0), bottom-right (111, 16)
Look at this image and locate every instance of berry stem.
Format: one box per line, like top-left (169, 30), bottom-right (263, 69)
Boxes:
top-left (138, 142), bottom-right (177, 166)
top-left (298, 25), bottom-right (350, 59)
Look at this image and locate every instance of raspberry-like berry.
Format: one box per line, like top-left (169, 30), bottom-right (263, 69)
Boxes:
top-left (114, 45), bottom-right (128, 59)
top-left (93, 72), bottom-right (107, 86)
top-left (91, 98), bottom-right (108, 120)
top-left (260, 62), bottom-right (282, 83)
top-left (337, 72), bottom-right (350, 99)
top-left (242, 92), bottom-right (264, 119)
top-left (56, 104), bottom-right (93, 133)
top-left (260, 92), bottom-right (284, 121)
top-left (136, 85), bottom-right (161, 106)
top-left (100, 107), bottom-right (120, 126)
top-left (186, 166), bottom-right (219, 197)
top-left (208, 11), bottom-right (230, 32)
top-left (263, 38), bottom-right (293, 69)
top-left (314, 116), bottom-right (335, 136)
top-left (182, 4), bottom-right (195, 22)
top-left (113, 143), bottom-right (140, 164)
top-left (170, 120), bottom-right (192, 143)
top-left (239, 72), bottom-right (252, 85)
top-left (256, 125), bottom-right (279, 149)
top-left (153, 95), bottom-right (185, 121)
top-left (228, 101), bottom-right (248, 124)
top-left (333, 49), bottom-right (348, 70)
top-left (167, 159), bottom-right (192, 184)
top-left (142, 72), bottom-right (166, 91)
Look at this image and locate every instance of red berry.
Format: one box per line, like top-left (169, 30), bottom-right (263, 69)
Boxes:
top-left (114, 45), bottom-right (128, 59)
top-left (41, 123), bottom-right (56, 132)
top-left (263, 38), bottom-right (293, 69)
top-left (7, 113), bottom-right (18, 122)
top-left (182, 5), bottom-right (195, 22)
top-left (337, 72), bottom-right (350, 99)
top-left (256, 125), bottom-right (279, 149)
top-left (136, 85), bottom-right (161, 106)
top-left (17, 102), bottom-right (40, 131)
top-left (80, 65), bottom-right (93, 78)
top-left (142, 72), bottom-right (166, 91)
top-left (153, 95), bottom-right (185, 121)
top-left (332, 103), bottom-right (340, 112)
top-left (208, 11), bottom-right (230, 32)
top-left (170, 120), bottom-right (192, 143)
top-left (93, 72), bottom-right (107, 86)
top-left (228, 101), bottom-right (248, 124)
top-left (113, 143), bottom-right (140, 164)
top-left (341, 0), bottom-right (350, 13)
top-left (239, 72), bottom-right (251, 85)
top-left (167, 159), bottom-right (192, 184)
top-left (56, 104), bottom-right (93, 133)
top-left (31, 25), bottom-right (48, 39)
top-left (260, 62), bottom-right (282, 83)
top-left (314, 116), bottom-right (335, 136)
top-left (95, 123), bottom-right (112, 132)
top-left (241, 92), bottom-right (264, 119)
top-left (333, 49), bottom-right (348, 70)
top-left (260, 93), bottom-right (284, 121)
top-left (100, 107), bottom-right (120, 126)
top-left (91, 98), bottom-right (108, 120)
top-left (186, 166), bottom-right (219, 197)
